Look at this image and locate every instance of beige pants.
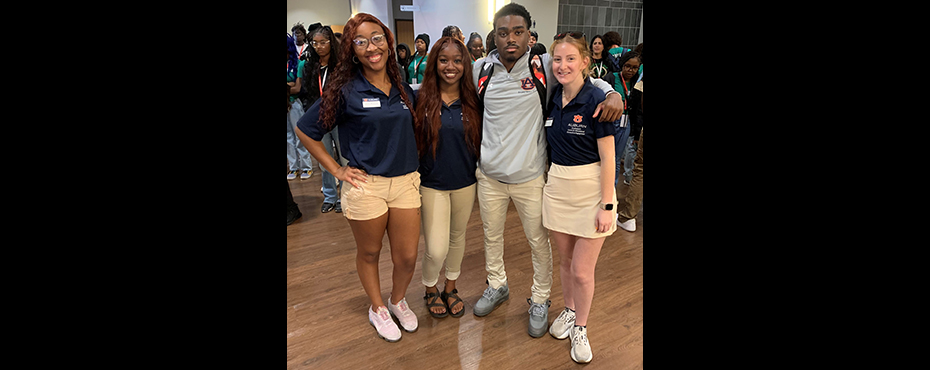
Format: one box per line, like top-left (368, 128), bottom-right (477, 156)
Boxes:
top-left (476, 169), bottom-right (552, 304)
top-left (420, 184), bottom-right (477, 287)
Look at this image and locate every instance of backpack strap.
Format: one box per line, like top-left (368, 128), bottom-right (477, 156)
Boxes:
top-left (478, 56), bottom-right (548, 114)
top-left (529, 54), bottom-right (547, 115)
top-left (530, 54), bottom-right (552, 167)
top-left (477, 61), bottom-right (495, 106)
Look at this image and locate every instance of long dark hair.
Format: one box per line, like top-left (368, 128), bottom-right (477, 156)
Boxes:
top-left (415, 37), bottom-right (482, 160)
top-left (302, 25), bottom-right (339, 107)
top-left (287, 34), bottom-right (298, 78)
top-left (318, 13), bottom-right (414, 130)
top-left (617, 51), bottom-right (642, 83)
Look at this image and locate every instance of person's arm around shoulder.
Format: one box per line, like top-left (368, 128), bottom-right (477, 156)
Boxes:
top-left (589, 77), bottom-right (623, 123)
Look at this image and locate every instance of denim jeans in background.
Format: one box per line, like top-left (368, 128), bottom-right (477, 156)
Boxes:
top-left (613, 120), bottom-right (630, 187)
top-left (623, 136), bottom-right (638, 184)
top-left (320, 127), bottom-right (345, 204)
top-left (287, 100), bottom-right (314, 172)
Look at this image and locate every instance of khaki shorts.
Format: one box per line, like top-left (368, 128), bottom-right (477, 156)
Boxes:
top-left (341, 171), bottom-right (421, 221)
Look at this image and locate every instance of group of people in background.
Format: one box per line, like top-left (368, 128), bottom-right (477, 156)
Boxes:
top-left (286, 2), bottom-right (643, 364)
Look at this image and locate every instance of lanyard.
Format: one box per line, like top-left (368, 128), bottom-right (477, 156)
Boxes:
top-left (413, 55), bottom-right (425, 75)
top-left (619, 74), bottom-right (630, 111)
top-left (318, 66), bottom-right (328, 96)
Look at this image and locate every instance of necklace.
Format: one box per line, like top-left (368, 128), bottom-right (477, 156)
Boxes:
top-left (562, 90), bottom-right (578, 104)
top-left (443, 95), bottom-right (459, 106)
top-left (364, 74), bottom-right (391, 95)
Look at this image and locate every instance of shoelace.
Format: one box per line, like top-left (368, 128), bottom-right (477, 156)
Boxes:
top-left (527, 301), bottom-right (547, 317)
top-left (573, 328), bottom-right (589, 346)
top-left (557, 310), bottom-right (575, 324)
top-left (482, 286), bottom-right (500, 300)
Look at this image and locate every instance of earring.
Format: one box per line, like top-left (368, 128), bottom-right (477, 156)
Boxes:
top-left (352, 56), bottom-right (359, 64)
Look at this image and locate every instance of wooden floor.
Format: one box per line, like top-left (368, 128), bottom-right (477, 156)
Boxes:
top-left (287, 171), bottom-right (643, 369)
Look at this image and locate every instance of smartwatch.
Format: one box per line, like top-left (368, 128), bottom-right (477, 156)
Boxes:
top-left (599, 202), bottom-right (614, 211)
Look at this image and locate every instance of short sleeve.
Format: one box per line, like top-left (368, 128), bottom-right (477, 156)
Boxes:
top-left (595, 116), bottom-right (616, 138)
top-left (590, 89), bottom-right (615, 139)
top-left (296, 98), bottom-right (327, 141)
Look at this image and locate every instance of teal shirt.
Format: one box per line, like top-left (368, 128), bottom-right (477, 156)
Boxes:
top-left (288, 60), bottom-right (305, 103)
top-left (608, 46), bottom-right (630, 59)
top-left (407, 55), bottom-right (427, 84)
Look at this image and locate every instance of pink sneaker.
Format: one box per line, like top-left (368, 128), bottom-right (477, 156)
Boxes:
top-left (388, 297), bottom-right (419, 332)
top-left (369, 305), bottom-right (401, 342)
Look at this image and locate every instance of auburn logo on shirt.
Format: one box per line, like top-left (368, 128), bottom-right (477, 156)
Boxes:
top-left (573, 115), bottom-right (583, 123)
top-left (521, 77), bottom-right (535, 90)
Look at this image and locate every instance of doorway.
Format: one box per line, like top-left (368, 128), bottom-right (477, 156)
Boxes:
top-left (395, 20), bottom-right (414, 56)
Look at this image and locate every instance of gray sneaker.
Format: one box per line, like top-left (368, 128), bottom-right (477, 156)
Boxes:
top-left (527, 298), bottom-right (551, 338)
top-left (473, 282), bottom-right (509, 317)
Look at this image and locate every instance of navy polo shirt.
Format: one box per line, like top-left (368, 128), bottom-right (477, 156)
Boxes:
top-left (546, 80), bottom-right (616, 166)
top-left (418, 99), bottom-right (478, 190)
top-left (298, 70), bottom-right (419, 177)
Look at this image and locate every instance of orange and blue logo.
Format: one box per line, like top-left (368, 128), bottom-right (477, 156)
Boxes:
top-left (573, 115), bottom-right (583, 123)
top-left (521, 77), bottom-right (535, 90)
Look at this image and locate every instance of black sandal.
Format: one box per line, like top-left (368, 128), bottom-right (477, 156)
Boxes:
top-left (441, 288), bottom-right (465, 318)
top-left (424, 289), bottom-right (448, 318)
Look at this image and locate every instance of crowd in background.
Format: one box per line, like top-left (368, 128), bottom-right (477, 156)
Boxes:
top-left (287, 3), bottom-right (642, 364)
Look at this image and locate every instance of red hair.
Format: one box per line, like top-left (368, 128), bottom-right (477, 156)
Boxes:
top-left (318, 13), bottom-right (414, 130)
top-left (414, 37), bottom-right (482, 160)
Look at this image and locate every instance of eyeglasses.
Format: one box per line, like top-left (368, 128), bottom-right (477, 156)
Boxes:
top-left (622, 63), bottom-right (640, 72)
top-left (554, 31), bottom-right (585, 40)
top-left (310, 40), bottom-right (330, 48)
top-left (352, 34), bottom-right (386, 49)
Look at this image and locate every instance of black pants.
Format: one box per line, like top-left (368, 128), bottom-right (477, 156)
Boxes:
top-left (287, 179), bottom-right (297, 209)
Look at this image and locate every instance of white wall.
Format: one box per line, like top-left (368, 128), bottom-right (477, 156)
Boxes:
top-left (287, 0), bottom-right (559, 52)
top-left (286, 0), bottom-right (351, 34)
top-left (519, 0), bottom-right (557, 49)
top-left (411, 0), bottom-right (558, 53)
top-left (350, 0), bottom-right (394, 35)
top-left (412, 0), bottom-right (486, 51)
top-left (287, 0), bottom-right (395, 36)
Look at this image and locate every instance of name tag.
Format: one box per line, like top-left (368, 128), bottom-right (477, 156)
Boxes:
top-left (362, 98), bottom-right (381, 108)
top-left (545, 118), bottom-right (553, 127)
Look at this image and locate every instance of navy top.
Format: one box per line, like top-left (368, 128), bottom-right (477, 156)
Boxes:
top-left (298, 70), bottom-right (419, 177)
top-left (418, 99), bottom-right (478, 190)
top-left (546, 80), bottom-right (616, 166)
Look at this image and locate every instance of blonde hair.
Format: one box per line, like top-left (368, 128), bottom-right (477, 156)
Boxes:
top-left (550, 33), bottom-right (592, 79)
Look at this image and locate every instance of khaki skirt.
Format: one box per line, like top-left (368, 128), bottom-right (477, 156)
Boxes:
top-left (542, 162), bottom-right (617, 238)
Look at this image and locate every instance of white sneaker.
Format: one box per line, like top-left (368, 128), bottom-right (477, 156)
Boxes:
top-left (549, 308), bottom-right (575, 339)
top-left (300, 169), bottom-right (312, 180)
top-left (570, 326), bottom-right (593, 363)
top-left (287, 170), bottom-right (298, 180)
top-left (368, 305), bottom-right (401, 342)
top-left (388, 297), bottom-right (418, 332)
top-left (617, 217), bottom-right (636, 232)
